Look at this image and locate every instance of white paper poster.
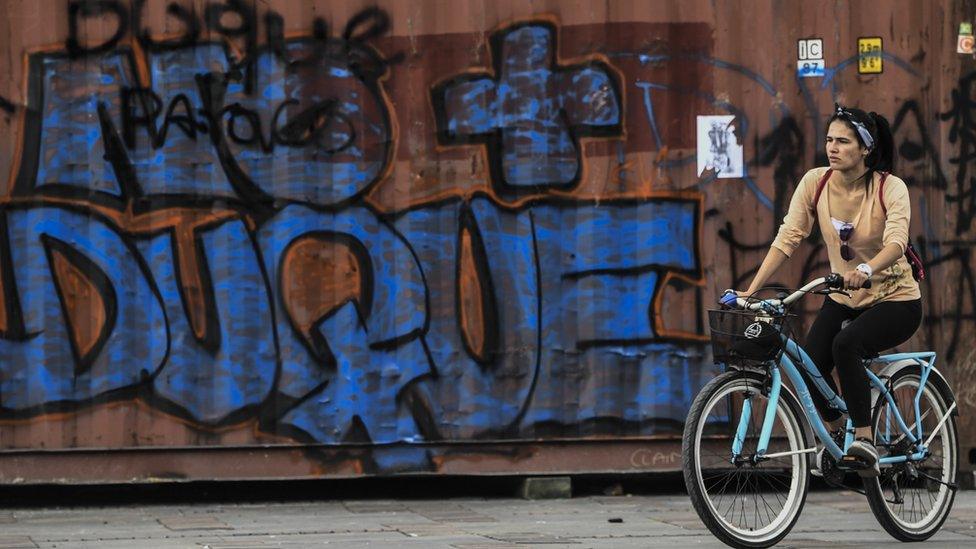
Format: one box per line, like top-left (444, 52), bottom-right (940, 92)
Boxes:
top-left (697, 115), bottom-right (743, 178)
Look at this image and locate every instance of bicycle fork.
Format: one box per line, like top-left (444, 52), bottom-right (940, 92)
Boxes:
top-left (731, 367), bottom-right (788, 461)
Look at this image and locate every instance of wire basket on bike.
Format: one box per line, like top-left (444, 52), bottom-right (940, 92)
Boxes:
top-left (707, 308), bottom-right (793, 366)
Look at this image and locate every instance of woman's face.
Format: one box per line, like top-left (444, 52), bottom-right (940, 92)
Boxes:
top-left (825, 120), bottom-right (868, 172)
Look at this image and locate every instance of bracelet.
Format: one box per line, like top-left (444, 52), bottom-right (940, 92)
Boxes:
top-left (856, 263), bottom-right (873, 278)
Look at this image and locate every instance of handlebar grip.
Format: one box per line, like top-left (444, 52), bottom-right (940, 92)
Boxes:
top-left (718, 290), bottom-right (739, 307)
top-left (827, 273), bottom-right (872, 290)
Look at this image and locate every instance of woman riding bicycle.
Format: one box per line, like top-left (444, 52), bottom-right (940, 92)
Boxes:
top-left (734, 104), bottom-right (922, 477)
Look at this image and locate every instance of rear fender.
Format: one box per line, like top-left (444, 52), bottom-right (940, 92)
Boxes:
top-left (872, 358), bottom-right (957, 416)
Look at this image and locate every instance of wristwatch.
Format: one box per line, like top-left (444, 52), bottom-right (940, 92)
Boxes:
top-left (856, 263), bottom-right (873, 278)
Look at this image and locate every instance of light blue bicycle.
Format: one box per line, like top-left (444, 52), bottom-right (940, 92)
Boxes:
top-left (682, 274), bottom-right (958, 548)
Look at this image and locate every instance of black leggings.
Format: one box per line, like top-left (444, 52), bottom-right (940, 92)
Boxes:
top-left (802, 298), bottom-right (922, 427)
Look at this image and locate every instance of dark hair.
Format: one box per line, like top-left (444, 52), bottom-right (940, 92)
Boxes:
top-left (828, 105), bottom-right (894, 185)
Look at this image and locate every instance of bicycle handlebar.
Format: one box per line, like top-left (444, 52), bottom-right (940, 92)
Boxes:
top-left (720, 273), bottom-right (871, 312)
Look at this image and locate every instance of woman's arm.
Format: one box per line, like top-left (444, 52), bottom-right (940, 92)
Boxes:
top-left (844, 175), bottom-right (913, 289)
top-left (742, 170), bottom-right (822, 295)
top-left (866, 243), bottom-right (904, 273)
top-left (842, 243), bottom-right (903, 290)
top-left (743, 247), bottom-right (790, 295)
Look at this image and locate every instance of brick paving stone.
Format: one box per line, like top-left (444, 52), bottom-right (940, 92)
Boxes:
top-left (196, 540), bottom-right (276, 549)
top-left (648, 514), bottom-right (708, 530)
top-left (344, 501), bottom-right (408, 513)
top-left (0, 537), bottom-right (36, 549)
top-left (414, 507), bottom-right (497, 523)
top-left (158, 515), bottom-right (233, 531)
top-left (777, 541), bottom-right (862, 548)
top-left (943, 524), bottom-right (976, 537)
top-left (35, 540), bottom-right (191, 549)
top-left (487, 532), bottom-right (579, 544)
top-left (386, 522), bottom-right (468, 537)
top-left (450, 544), bottom-right (525, 549)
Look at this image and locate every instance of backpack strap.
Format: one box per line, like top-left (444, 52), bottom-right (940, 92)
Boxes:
top-left (878, 171), bottom-right (889, 216)
top-left (810, 168), bottom-right (832, 217)
top-left (877, 171), bottom-right (925, 280)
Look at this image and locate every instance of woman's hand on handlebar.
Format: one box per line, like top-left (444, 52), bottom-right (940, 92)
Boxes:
top-left (718, 289), bottom-right (750, 307)
top-left (841, 269), bottom-right (872, 290)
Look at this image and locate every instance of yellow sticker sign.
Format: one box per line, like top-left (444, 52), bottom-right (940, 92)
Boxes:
top-left (858, 37), bottom-right (883, 74)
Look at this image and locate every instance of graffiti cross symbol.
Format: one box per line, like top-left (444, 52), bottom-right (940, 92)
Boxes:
top-left (432, 22), bottom-right (623, 195)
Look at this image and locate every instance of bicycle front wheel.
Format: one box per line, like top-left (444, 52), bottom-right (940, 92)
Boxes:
top-left (682, 370), bottom-right (810, 548)
top-left (865, 367), bottom-right (958, 541)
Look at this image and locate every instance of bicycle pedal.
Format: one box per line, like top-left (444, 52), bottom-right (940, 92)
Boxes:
top-left (836, 455), bottom-right (870, 470)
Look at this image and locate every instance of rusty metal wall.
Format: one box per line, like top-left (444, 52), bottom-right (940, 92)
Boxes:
top-left (0, 0), bottom-right (972, 483)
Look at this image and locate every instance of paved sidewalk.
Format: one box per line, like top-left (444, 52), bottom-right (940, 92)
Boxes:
top-left (0, 488), bottom-right (973, 548)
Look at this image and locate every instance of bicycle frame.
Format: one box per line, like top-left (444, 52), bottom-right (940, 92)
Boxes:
top-left (736, 336), bottom-right (949, 466)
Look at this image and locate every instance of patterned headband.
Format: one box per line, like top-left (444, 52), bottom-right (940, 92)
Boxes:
top-left (834, 105), bottom-right (874, 150)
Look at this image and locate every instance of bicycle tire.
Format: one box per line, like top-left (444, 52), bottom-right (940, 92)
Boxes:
top-left (864, 366), bottom-right (958, 541)
top-left (682, 370), bottom-right (810, 548)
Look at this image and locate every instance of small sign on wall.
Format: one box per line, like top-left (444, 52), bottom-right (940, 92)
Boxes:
top-left (958, 34), bottom-right (975, 54)
top-left (958, 23), bottom-right (974, 54)
top-left (797, 38), bottom-right (824, 78)
top-left (857, 37), bottom-right (883, 74)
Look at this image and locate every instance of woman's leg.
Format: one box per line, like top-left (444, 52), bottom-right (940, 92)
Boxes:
top-left (831, 299), bottom-right (923, 430)
top-left (802, 298), bottom-right (854, 424)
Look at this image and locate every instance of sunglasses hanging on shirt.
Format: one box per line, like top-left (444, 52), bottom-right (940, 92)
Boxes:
top-left (838, 222), bottom-right (855, 261)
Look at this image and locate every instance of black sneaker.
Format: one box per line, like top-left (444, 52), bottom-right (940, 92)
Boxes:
top-left (842, 437), bottom-right (881, 478)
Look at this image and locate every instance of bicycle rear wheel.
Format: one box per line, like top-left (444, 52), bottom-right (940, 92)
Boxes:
top-left (865, 367), bottom-right (958, 541)
top-left (682, 370), bottom-right (810, 548)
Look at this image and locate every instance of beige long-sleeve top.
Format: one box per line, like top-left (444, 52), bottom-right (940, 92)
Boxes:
top-left (771, 167), bottom-right (921, 309)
